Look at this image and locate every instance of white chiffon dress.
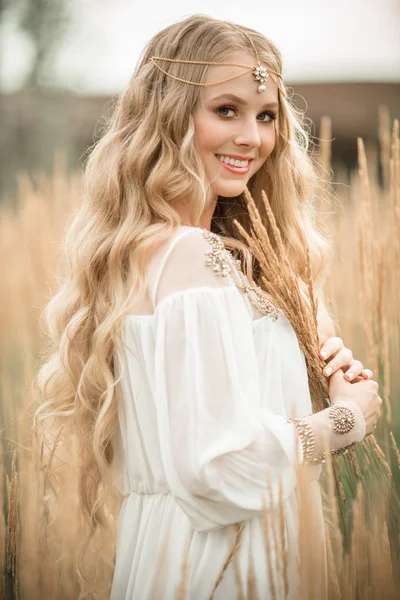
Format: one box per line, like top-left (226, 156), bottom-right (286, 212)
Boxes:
top-left (109, 226), bottom-right (327, 599)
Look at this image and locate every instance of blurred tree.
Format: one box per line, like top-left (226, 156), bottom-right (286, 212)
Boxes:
top-left (1, 0), bottom-right (71, 88)
top-left (0, 0), bottom-right (12, 17)
top-left (19, 0), bottom-right (70, 87)
top-left (0, 0), bottom-right (73, 199)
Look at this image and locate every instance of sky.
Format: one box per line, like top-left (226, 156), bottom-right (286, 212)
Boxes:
top-left (1, 0), bottom-right (400, 94)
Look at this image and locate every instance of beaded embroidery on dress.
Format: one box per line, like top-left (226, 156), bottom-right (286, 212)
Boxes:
top-left (202, 228), bottom-right (280, 322)
top-left (109, 225), bottom-right (327, 600)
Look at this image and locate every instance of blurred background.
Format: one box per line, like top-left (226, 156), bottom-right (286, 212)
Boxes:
top-left (0, 0), bottom-right (399, 198)
top-left (1, 3), bottom-right (400, 598)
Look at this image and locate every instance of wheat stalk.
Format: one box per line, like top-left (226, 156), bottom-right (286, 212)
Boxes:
top-left (389, 431), bottom-right (400, 469)
top-left (209, 523), bottom-right (245, 599)
top-left (378, 105), bottom-right (391, 190)
top-left (234, 187), bottom-right (329, 413)
top-left (261, 493), bottom-right (276, 600)
top-left (6, 451), bottom-right (19, 599)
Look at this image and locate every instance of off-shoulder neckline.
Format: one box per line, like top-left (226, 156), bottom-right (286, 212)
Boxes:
top-left (124, 285), bottom-right (276, 328)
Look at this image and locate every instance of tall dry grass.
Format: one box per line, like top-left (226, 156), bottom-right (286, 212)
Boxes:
top-left (0, 112), bottom-right (399, 598)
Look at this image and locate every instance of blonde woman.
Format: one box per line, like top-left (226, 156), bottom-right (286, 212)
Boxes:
top-left (34, 14), bottom-right (382, 600)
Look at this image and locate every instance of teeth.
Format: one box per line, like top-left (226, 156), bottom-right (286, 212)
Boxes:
top-left (216, 154), bottom-right (249, 168)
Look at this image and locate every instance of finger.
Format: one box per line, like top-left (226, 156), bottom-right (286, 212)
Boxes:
top-left (323, 348), bottom-right (353, 377)
top-left (329, 369), bottom-right (347, 386)
top-left (361, 369), bottom-right (373, 380)
top-left (350, 375), bottom-right (365, 383)
top-left (320, 337), bottom-right (344, 360)
top-left (344, 360), bottom-right (364, 381)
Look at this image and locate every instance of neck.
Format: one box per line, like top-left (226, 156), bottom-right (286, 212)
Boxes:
top-left (173, 197), bottom-right (218, 232)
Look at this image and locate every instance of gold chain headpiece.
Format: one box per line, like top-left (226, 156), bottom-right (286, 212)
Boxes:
top-left (150, 24), bottom-right (285, 97)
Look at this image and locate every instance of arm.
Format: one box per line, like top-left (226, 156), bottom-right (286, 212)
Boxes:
top-left (152, 230), bottom-right (366, 531)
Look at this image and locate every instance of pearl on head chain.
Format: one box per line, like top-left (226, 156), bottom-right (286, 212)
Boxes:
top-left (253, 64), bottom-right (269, 93)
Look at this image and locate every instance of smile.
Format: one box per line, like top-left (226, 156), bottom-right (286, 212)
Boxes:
top-left (215, 154), bottom-right (252, 174)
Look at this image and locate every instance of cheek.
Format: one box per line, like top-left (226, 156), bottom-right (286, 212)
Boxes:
top-left (194, 112), bottom-right (227, 152)
top-left (261, 126), bottom-right (277, 158)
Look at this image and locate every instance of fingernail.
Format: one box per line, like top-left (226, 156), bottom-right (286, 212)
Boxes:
top-left (320, 351), bottom-right (328, 359)
top-left (347, 372), bottom-right (354, 381)
top-left (324, 367), bottom-right (333, 376)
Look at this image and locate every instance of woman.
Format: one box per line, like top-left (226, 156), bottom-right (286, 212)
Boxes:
top-left (34, 14), bottom-right (382, 599)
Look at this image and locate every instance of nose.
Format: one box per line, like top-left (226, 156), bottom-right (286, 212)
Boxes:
top-left (233, 116), bottom-right (261, 149)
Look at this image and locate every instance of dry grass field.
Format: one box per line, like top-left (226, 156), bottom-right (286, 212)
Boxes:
top-left (0, 110), bottom-right (399, 599)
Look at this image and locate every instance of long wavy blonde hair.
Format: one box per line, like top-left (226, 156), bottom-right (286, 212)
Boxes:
top-left (33, 12), bottom-right (333, 570)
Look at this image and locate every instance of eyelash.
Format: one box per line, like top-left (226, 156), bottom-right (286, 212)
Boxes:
top-left (216, 105), bottom-right (278, 122)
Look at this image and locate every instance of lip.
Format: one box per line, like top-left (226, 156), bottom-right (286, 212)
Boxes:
top-left (216, 153), bottom-right (255, 161)
top-left (215, 154), bottom-right (252, 174)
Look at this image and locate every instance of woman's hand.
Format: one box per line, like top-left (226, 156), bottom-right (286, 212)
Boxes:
top-left (329, 370), bottom-right (382, 436)
top-left (319, 336), bottom-right (373, 382)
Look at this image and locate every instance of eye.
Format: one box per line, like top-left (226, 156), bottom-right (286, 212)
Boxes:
top-left (257, 111), bottom-right (278, 123)
top-left (217, 106), bottom-right (236, 118)
top-left (217, 105), bottom-right (277, 122)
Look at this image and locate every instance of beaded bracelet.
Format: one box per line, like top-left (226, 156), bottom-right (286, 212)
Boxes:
top-left (288, 418), bottom-right (326, 465)
top-left (288, 404), bottom-right (357, 466)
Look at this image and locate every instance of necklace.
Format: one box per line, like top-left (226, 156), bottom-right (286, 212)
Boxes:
top-left (202, 229), bottom-right (279, 322)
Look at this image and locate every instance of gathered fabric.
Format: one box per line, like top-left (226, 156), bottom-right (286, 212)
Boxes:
top-left (109, 226), bottom-right (326, 599)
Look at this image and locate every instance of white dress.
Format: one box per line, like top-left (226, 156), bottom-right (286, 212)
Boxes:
top-left (109, 226), bottom-right (327, 599)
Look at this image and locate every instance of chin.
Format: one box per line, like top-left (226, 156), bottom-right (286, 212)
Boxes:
top-left (213, 182), bottom-right (249, 198)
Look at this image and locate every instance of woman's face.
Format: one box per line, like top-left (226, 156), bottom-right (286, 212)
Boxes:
top-left (192, 51), bottom-right (279, 199)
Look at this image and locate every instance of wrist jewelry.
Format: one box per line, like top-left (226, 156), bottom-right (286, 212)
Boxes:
top-left (328, 404), bottom-right (356, 434)
top-left (289, 405), bottom-right (358, 466)
top-left (331, 442), bottom-right (356, 457)
top-left (288, 418), bottom-right (326, 466)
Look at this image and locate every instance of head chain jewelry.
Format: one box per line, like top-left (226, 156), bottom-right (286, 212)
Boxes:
top-left (150, 24), bottom-right (285, 97)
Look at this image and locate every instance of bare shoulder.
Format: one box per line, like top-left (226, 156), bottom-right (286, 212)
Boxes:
top-left (127, 227), bottom-right (234, 315)
top-left (163, 226), bottom-right (233, 280)
top-left (155, 226), bottom-right (234, 305)
top-left (147, 226), bottom-right (205, 271)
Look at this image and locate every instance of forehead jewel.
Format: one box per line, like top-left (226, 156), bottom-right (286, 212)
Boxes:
top-left (149, 24), bottom-right (285, 96)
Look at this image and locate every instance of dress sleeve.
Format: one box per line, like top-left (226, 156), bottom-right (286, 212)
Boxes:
top-left (151, 229), bottom-right (303, 532)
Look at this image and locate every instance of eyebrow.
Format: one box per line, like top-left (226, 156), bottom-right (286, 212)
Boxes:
top-left (210, 93), bottom-right (279, 110)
